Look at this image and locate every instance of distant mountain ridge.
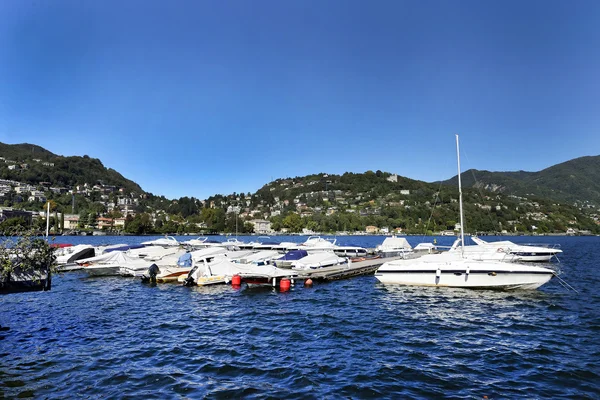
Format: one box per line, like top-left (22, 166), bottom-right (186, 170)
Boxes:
top-left (0, 142), bottom-right (143, 193)
top-left (2, 142), bottom-right (599, 207)
top-left (440, 155), bottom-right (600, 205)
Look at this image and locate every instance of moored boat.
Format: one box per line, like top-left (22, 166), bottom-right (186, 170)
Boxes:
top-left (374, 135), bottom-right (555, 290)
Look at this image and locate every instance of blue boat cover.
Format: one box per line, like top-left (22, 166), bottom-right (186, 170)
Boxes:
top-left (278, 250), bottom-right (308, 261)
top-left (105, 244), bottom-right (144, 253)
top-left (177, 253), bottom-right (193, 267)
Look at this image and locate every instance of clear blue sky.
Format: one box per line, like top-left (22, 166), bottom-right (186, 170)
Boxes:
top-left (1, 1), bottom-right (598, 199)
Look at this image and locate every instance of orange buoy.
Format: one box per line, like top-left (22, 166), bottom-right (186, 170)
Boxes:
top-left (231, 274), bottom-right (241, 286)
top-left (304, 278), bottom-right (313, 287)
top-left (280, 278), bottom-right (291, 291)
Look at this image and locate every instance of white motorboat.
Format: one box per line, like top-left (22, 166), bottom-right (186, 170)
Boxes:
top-left (181, 237), bottom-right (210, 247)
top-left (376, 236), bottom-right (413, 258)
top-left (270, 242), bottom-right (301, 252)
top-left (376, 252), bottom-right (555, 289)
top-left (446, 238), bottom-right (522, 262)
top-left (142, 247), bottom-right (230, 283)
top-left (291, 252), bottom-right (348, 270)
top-left (77, 251), bottom-right (150, 276)
top-left (333, 245), bottom-right (368, 257)
top-left (55, 244), bottom-right (95, 265)
top-left (272, 250), bottom-right (309, 268)
top-left (120, 248), bottom-right (187, 277)
top-left (140, 236), bottom-right (180, 247)
top-left (375, 135), bottom-right (555, 290)
top-left (182, 253), bottom-right (294, 287)
top-left (181, 237), bottom-right (240, 249)
top-left (234, 250), bottom-right (281, 265)
top-left (95, 243), bottom-right (144, 254)
top-left (236, 236), bottom-right (274, 250)
top-left (299, 236), bottom-right (337, 251)
top-left (285, 236), bottom-right (367, 256)
top-left (126, 245), bottom-right (182, 260)
top-left (470, 236), bottom-right (562, 262)
top-left (222, 237), bottom-right (246, 248)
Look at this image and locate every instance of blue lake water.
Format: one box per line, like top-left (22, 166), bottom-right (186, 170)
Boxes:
top-left (1, 235), bottom-right (599, 398)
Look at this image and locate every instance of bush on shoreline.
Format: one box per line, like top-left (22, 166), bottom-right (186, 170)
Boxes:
top-left (0, 229), bottom-right (57, 288)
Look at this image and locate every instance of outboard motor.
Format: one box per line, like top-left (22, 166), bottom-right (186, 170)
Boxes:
top-left (142, 263), bottom-right (160, 284)
top-left (182, 265), bottom-right (198, 287)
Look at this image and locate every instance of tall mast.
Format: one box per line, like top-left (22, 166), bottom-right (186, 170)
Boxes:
top-left (456, 134), bottom-right (465, 257)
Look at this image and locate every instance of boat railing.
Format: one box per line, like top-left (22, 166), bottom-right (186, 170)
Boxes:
top-left (518, 243), bottom-right (561, 249)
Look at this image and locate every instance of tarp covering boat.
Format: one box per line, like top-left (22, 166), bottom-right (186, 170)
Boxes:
top-left (278, 250), bottom-right (309, 261)
top-left (177, 253), bottom-right (192, 267)
top-left (291, 252), bottom-right (347, 270)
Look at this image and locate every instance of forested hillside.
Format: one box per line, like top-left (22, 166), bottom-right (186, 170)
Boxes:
top-left (0, 142), bottom-right (142, 194)
top-left (1, 142), bottom-right (598, 235)
top-left (442, 156), bottom-right (600, 205)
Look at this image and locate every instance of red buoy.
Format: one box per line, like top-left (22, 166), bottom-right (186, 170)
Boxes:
top-left (304, 278), bottom-right (313, 287)
top-left (231, 275), bottom-right (241, 286)
top-left (280, 278), bottom-right (291, 292)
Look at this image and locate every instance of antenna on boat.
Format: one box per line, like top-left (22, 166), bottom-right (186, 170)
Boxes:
top-left (456, 134), bottom-right (465, 258)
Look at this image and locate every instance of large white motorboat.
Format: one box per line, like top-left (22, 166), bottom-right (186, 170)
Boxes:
top-left (470, 236), bottom-right (562, 262)
top-left (375, 135), bottom-right (555, 290)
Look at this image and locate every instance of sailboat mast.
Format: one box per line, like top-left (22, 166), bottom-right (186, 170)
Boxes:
top-left (455, 134), bottom-right (465, 257)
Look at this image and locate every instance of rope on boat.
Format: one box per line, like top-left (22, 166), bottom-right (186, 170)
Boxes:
top-left (552, 272), bottom-right (578, 293)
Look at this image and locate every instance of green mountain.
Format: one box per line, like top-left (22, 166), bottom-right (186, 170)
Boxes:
top-left (0, 142), bottom-right (143, 194)
top-left (1, 142), bottom-right (598, 235)
top-left (440, 155), bottom-right (600, 205)
top-left (0, 143), bottom-right (56, 161)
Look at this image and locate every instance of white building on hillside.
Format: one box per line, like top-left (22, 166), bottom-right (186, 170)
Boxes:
top-left (250, 219), bottom-right (271, 234)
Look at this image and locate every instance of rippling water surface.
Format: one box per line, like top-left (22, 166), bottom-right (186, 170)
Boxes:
top-left (1, 235), bottom-right (599, 398)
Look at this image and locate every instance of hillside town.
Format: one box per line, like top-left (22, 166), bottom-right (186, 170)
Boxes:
top-left (0, 166), bottom-right (598, 236)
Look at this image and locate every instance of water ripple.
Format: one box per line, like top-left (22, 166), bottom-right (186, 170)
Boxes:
top-left (2, 237), bottom-right (600, 398)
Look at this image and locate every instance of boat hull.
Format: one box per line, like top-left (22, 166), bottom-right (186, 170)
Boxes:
top-left (196, 275), bottom-right (228, 286)
top-left (374, 269), bottom-right (553, 290)
top-left (83, 265), bottom-right (122, 276)
top-left (510, 253), bottom-right (556, 262)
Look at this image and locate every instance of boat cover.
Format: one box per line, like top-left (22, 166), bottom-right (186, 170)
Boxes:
top-left (291, 252), bottom-right (347, 269)
top-left (379, 237), bottom-right (412, 251)
top-left (177, 253), bottom-right (192, 267)
top-left (277, 250), bottom-right (309, 261)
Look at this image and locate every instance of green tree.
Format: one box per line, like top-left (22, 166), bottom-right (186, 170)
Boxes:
top-left (283, 213), bottom-right (303, 233)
